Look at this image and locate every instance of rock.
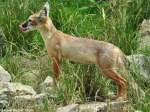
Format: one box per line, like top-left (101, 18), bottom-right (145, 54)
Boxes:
top-left (139, 19), bottom-right (150, 49)
top-left (0, 82), bottom-right (36, 96)
top-left (12, 93), bottom-right (48, 108)
top-left (2, 109), bottom-right (34, 112)
top-left (39, 76), bottom-right (54, 93)
top-left (0, 83), bottom-right (37, 109)
top-left (0, 89), bottom-right (9, 109)
top-left (0, 89), bottom-right (9, 100)
top-left (42, 76), bottom-right (54, 86)
top-left (56, 104), bottom-right (79, 112)
top-left (15, 55), bottom-right (51, 90)
top-left (79, 101), bottom-right (129, 112)
top-left (56, 101), bottom-right (130, 112)
top-left (0, 100), bottom-right (8, 109)
top-left (20, 70), bottom-right (40, 88)
top-left (0, 65), bottom-right (11, 83)
top-left (127, 54), bottom-right (150, 79)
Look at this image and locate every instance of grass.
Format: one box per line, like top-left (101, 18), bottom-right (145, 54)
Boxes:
top-left (0, 0), bottom-right (150, 111)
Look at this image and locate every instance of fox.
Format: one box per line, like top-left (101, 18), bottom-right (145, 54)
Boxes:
top-left (19, 2), bottom-right (129, 101)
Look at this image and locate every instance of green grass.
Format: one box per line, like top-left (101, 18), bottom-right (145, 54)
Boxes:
top-left (0, 0), bottom-right (150, 111)
top-left (0, 0), bottom-right (150, 54)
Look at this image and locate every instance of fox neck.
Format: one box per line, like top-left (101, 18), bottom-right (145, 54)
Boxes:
top-left (38, 18), bottom-right (57, 42)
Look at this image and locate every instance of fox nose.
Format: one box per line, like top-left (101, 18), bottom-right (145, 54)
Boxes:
top-left (19, 23), bottom-right (27, 32)
top-left (21, 22), bottom-right (28, 28)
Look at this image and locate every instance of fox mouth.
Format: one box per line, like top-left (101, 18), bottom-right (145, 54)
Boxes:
top-left (19, 26), bottom-right (28, 32)
top-left (19, 22), bottom-right (29, 32)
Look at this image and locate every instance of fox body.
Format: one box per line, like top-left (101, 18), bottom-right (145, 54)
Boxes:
top-left (20, 2), bottom-right (128, 100)
top-left (45, 29), bottom-right (124, 65)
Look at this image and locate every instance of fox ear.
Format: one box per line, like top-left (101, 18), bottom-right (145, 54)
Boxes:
top-left (39, 2), bottom-right (50, 17)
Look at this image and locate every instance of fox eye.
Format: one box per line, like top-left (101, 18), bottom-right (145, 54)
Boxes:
top-left (28, 19), bottom-right (32, 22)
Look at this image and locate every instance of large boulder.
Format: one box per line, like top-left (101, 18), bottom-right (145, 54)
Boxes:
top-left (18, 55), bottom-right (50, 89)
top-left (0, 65), bottom-right (11, 83)
top-left (56, 101), bottom-right (130, 112)
top-left (127, 54), bottom-right (150, 79)
top-left (139, 19), bottom-right (150, 50)
top-left (0, 82), bottom-right (37, 109)
top-left (20, 70), bottom-right (40, 88)
top-left (12, 93), bottom-right (48, 108)
top-left (0, 82), bottom-right (36, 96)
top-left (79, 101), bottom-right (130, 112)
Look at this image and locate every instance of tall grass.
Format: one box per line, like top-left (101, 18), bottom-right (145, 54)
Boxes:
top-left (0, 0), bottom-right (150, 55)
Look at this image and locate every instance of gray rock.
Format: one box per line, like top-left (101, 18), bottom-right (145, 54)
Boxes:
top-left (0, 66), bottom-right (11, 83)
top-left (0, 100), bottom-right (8, 109)
top-left (79, 102), bottom-right (106, 112)
top-left (20, 70), bottom-right (40, 88)
top-left (0, 83), bottom-right (37, 109)
top-left (139, 19), bottom-right (150, 49)
top-left (2, 109), bottom-right (34, 112)
top-left (0, 89), bottom-right (9, 100)
top-left (140, 19), bottom-right (150, 33)
top-left (127, 54), bottom-right (150, 79)
top-left (40, 76), bottom-right (54, 93)
top-left (56, 101), bottom-right (130, 112)
top-left (1, 82), bottom-right (36, 96)
top-left (14, 93), bottom-right (47, 102)
top-left (12, 93), bottom-right (48, 108)
top-left (0, 89), bottom-right (9, 109)
top-left (56, 104), bottom-right (79, 112)
top-left (43, 76), bottom-right (54, 86)
top-left (79, 101), bottom-right (129, 112)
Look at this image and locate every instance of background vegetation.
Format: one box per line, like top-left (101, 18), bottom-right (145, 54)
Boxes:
top-left (0, 0), bottom-right (150, 111)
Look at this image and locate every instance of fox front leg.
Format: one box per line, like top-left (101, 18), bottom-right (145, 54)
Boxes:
top-left (52, 56), bottom-right (61, 80)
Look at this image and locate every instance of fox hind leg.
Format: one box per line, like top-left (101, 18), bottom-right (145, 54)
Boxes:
top-left (102, 69), bottom-right (127, 100)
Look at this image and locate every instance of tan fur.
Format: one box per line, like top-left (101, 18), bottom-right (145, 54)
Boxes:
top-left (20, 3), bottom-right (128, 100)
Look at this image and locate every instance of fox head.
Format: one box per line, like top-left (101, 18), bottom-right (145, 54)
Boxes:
top-left (19, 2), bottom-right (50, 32)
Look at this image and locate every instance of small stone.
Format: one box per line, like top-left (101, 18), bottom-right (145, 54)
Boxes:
top-left (43, 76), bottom-right (54, 86)
top-left (40, 76), bottom-right (54, 93)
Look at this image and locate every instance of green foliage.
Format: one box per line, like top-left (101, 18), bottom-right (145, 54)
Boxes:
top-left (0, 0), bottom-right (150, 54)
top-left (0, 55), bottom-right (22, 80)
top-left (139, 46), bottom-right (150, 56)
top-left (54, 63), bottom-right (111, 104)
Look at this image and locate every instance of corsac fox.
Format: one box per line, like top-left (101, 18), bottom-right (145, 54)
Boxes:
top-left (19, 2), bottom-right (128, 100)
